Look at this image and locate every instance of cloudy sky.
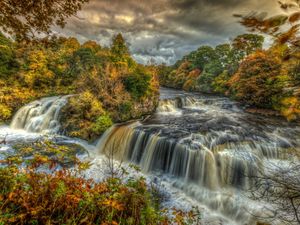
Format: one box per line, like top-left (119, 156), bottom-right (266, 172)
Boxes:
top-left (55, 0), bottom-right (280, 65)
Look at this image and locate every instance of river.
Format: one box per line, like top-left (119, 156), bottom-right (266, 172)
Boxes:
top-left (1, 87), bottom-right (300, 224)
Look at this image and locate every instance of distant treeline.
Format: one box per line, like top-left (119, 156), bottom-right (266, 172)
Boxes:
top-left (158, 34), bottom-right (300, 120)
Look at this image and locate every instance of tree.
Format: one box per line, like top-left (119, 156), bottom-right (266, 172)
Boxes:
top-left (188, 46), bottom-right (217, 70)
top-left (0, 0), bottom-right (89, 40)
top-left (228, 51), bottom-right (282, 108)
top-left (215, 44), bottom-right (233, 66)
top-left (22, 49), bottom-right (55, 88)
top-left (232, 34), bottom-right (264, 59)
top-left (198, 60), bottom-right (224, 93)
top-left (234, 0), bottom-right (300, 53)
top-left (0, 33), bottom-right (18, 78)
top-left (123, 67), bottom-right (152, 99)
top-left (248, 160), bottom-right (300, 224)
top-left (111, 33), bottom-right (130, 62)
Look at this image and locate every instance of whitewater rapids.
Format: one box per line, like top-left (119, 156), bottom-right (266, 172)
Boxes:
top-left (1, 88), bottom-right (300, 224)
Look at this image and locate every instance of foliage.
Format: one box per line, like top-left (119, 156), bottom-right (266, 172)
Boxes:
top-left (93, 115), bottom-right (114, 134)
top-left (160, 30), bottom-right (300, 120)
top-left (61, 91), bottom-right (106, 140)
top-left (0, 38), bottom-right (18, 78)
top-left (0, 143), bottom-right (200, 225)
top-left (0, 33), bottom-right (159, 139)
top-left (124, 67), bottom-right (152, 99)
top-left (228, 51), bottom-right (283, 108)
top-left (0, 104), bottom-right (12, 121)
top-left (159, 34), bottom-right (264, 93)
top-left (231, 34), bottom-right (264, 58)
top-left (111, 33), bottom-right (130, 63)
top-left (0, 0), bottom-right (89, 40)
top-left (213, 70), bottom-right (232, 95)
top-left (22, 49), bottom-right (55, 88)
top-left (234, 0), bottom-right (300, 53)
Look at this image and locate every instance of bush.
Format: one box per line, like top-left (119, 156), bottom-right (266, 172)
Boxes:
top-left (61, 92), bottom-right (106, 140)
top-left (92, 114), bottom-right (113, 134)
top-left (0, 104), bottom-right (12, 121)
top-left (116, 101), bottom-right (134, 121)
top-left (0, 145), bottom-right (200, 225)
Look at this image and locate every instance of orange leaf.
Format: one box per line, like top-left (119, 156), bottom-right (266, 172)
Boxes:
top-left (289, 12), bottom-right (300, 23)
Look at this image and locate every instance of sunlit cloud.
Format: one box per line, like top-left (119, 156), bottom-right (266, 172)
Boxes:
top-left (54, 0), bottom-right (279, 64)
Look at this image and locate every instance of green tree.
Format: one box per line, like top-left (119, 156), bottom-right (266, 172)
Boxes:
top-left (124, 67), bottom-right (152, 99)
top-left (92, 114), bottom-right (113, 134)
top-left (232, 34), bottom-right (264, 60)
top-left (198, 60), bottom-right (224, 93)
top-left (188, 46), bottom-right (217, 70)
top-left (111, 33), bottom-right (130, 62)
top-left (0, 34), bottom-right (18, 79)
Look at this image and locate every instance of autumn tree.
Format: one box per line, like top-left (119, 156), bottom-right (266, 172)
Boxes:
top-left (0, 0), bottom-right (89, 40)
top-left (22, 49), bottom-right (55, 88)
top-left (228, 51), bottom-right (283, 108)
top-left (234, 0), bottom-right (300, 53)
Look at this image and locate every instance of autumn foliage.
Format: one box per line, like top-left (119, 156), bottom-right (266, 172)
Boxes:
top-left (228, 51), bottom-right (282, 108)
top-left (0, 0), bottom-right (89, 40)
top-left (0, 33), bottom-right (159, 140)
top-left (0, 142), bottom-right (200, 225)
top-left (159, 32), bottom-right (300, 120)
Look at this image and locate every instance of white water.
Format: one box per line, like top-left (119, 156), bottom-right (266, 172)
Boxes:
top-left (10, 96), bottom-right (69, 134)
top-left (1, 89), bottom-right (300, 225)
top-left (95, 88), bottom-right (300, 225)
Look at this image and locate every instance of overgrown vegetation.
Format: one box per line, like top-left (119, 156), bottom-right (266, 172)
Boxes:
top-left (0, 141), bottom-right (200, 225)
top-left (0, 33), bottom-right (159, 140)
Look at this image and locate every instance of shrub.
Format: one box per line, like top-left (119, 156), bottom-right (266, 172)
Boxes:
top-left (0, 145), bottom-right (200, 225)
top-left (61, 92), bottom-right (106, 140)
top-left (92, 114), bottom-right (113, 134)
top-left (117, 101), bottom-right (134, 121)
top-left (0, 104), bottom-right (12, 121)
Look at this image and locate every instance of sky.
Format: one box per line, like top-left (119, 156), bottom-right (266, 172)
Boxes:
top-left (54, 0), bottom-right (280, 65)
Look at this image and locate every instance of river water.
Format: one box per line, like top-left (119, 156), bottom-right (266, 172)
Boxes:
top-left (1, 87), bottom-right (299, 224)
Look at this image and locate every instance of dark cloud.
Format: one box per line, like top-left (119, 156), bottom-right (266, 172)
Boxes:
top-left (54, 0), bottom-right (279, 64)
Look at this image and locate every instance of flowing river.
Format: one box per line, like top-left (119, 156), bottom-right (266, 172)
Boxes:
top-left (1, 87), bottom-right (300, 224)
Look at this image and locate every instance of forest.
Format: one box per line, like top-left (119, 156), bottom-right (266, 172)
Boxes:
top-left (158, 33), bottom-right (300, 120)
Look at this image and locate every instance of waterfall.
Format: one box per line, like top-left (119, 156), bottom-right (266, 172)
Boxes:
top-left (156, 96), bottom-right (196, 113)
top-left (156, 95), bottom-right (239, 113)
top-left (95, 123), bottom-right (265, 223)
top-left (96, 124), bottom-right (261, 190)
top-left (95, 89), bottom-right (300, 224)
top-left (10, 96), bottom-right (68, 134)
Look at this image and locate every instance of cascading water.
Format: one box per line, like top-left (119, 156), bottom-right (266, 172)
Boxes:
top-left (97, 88), bottom-right (300, 224)
top-left (10, 96), bottom-right (69, 134)
top-left (1, 88), bottom-right (299, 224)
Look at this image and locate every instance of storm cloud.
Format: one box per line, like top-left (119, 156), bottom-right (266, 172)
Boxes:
top-left (54, 0), bottom-right (280, 64)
